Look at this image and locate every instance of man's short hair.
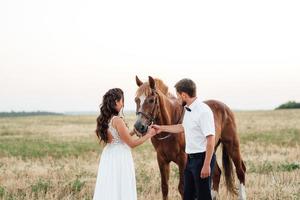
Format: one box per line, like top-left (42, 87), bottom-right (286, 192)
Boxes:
top-left (174, 78), bottom-right (196, 97)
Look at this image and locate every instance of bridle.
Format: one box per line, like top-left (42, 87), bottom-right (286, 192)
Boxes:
top-left (136, 89), bottom-right (160, 127)
top-left (136, 89), bottom-right (184, 140)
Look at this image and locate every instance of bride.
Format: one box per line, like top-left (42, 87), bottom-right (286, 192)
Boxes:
top-left (93, 88), bottom-right (157, 200)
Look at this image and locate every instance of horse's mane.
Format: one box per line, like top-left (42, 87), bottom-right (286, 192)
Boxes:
top-left (136, 78), bottom-right (175, 99)
top-left (136, 78), bottom-right (180, 126)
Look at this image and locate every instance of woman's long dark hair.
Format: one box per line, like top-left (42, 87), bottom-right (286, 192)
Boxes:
top-left (96, 88), bottom-right (124, 143)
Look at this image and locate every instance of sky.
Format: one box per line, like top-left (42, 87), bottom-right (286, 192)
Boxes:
top-left (0, 0), bottom-right (299, 112)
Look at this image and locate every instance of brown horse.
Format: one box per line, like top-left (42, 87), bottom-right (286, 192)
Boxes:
top-left (133, 76), bottom-right (246, 200)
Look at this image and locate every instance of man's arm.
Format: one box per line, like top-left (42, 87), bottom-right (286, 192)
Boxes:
top-left (200, 134), bottom-right (215, 178)
top-left (151, 124), bottom-right (184, 134)
top-left (199, 107), bottom-right (216, 178)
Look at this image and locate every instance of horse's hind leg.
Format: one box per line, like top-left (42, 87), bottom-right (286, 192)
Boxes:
top-left (157, 155), bottom-right (170, 200)
top-left (222, 124), bottom-right (246, 200)
top-left (211, 161), bottom-right (221, 200)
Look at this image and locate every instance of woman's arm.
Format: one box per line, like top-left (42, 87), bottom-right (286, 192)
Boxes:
top-left (113, 117), bottom-right (156, 148)
top-left (129, 130), bottom-right (135, 136)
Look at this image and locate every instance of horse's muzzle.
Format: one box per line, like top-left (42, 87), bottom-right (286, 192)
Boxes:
top-left (134, 121), bottom-right (148, 134)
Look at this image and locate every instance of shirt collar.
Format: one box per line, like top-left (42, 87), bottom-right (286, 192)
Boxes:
top-left (185, 97), bottom-right (198, 112)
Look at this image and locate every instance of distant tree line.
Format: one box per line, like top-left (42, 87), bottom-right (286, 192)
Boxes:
top-left (276, 101), bottom-right (300, 109)
top-left (0, 111), bottom-right (64, 117)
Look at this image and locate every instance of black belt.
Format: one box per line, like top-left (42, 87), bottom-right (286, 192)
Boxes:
top-left (187, 152), bottom-right (205, 159)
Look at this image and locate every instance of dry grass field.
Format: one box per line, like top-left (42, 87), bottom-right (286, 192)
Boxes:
top-left (0, 110), bottom-right (299, 200)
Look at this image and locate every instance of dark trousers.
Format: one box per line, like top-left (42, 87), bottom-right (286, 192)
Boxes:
top-left (184, 152), bottom-right (216, 200)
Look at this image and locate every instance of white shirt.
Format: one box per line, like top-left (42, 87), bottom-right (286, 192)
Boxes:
top-left (182, 98), bottom-right (215, 154)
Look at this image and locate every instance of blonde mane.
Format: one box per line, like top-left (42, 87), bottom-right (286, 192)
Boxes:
top-left (136, 78), bottom-right (171, 97)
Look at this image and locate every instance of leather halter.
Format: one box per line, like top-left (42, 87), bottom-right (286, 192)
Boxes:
top-left (136, 89), bottom-right (184, 140)
top-left (136, 89), bottom-right (160, 126)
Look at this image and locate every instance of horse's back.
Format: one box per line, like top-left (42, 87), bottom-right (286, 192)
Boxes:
top-left (204, 99), bottom-right (234, 118)
top-left (203, 99), bottom-right (237, 140)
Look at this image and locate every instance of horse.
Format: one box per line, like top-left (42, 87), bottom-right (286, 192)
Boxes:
top-left (133, 76), bottom-right (246, 200)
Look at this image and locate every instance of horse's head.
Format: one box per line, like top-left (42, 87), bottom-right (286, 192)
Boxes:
top-left (134, 76), bottom-right (161, 136)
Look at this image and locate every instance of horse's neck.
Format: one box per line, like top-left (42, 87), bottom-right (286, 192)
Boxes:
top-left (157, 93), bottom-right (183, 125)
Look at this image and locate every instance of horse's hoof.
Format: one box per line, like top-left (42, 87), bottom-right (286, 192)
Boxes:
top-left (211, 190), bottom-right (218, 200)
top-left (238, 184), bottom-right (246, 200)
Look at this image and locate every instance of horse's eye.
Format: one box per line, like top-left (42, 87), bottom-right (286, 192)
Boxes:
top-left (149, 99), bottom-right (154, 104)
top-left (135, 97), bottom-right (140, 103)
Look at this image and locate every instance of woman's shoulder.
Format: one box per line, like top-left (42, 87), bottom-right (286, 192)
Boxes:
top-left (111, 116), bottom-right (124, 127)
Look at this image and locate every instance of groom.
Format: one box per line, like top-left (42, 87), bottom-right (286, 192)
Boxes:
top-left (152, 78), bottom-right (216, 200)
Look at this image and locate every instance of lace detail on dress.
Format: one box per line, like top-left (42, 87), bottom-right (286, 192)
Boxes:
top-left (108, 116), bottom-right (124, 144)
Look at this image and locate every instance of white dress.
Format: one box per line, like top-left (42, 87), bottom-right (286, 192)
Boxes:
top-left (93, 116), bottom-right (137, 200)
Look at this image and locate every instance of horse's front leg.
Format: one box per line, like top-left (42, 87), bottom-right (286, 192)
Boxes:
top-left (175, 152), bottom-right (187, 200)
top-left (157, 154), bottom-right (170, 200)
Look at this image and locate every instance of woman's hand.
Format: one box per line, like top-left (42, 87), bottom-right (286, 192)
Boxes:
top-left (129, 130), bottom-right (136, 136)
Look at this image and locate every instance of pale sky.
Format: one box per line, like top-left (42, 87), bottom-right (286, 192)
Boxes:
top-left (0, 0), bottom-right (299, 112)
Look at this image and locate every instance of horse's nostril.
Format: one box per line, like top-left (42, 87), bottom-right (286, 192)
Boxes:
top-left (141, 125), bottom-right (148, 133)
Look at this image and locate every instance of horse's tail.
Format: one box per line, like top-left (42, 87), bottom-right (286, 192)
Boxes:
top-left (222, 143), bottom-right (237, 195)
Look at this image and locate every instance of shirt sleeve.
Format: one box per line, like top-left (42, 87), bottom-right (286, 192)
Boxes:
top-left (199, 108), bottom-right (215, 137)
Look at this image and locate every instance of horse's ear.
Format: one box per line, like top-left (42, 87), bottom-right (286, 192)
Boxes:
top-left (148, 76), bottom-right (156, 90)
top-left (136, 75), bottom-right (143, 87)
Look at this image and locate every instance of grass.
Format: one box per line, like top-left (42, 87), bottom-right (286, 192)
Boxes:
top-left (0, 110), bottom-right (299, 200)
top-left (0, 137), bottom-right (100, 159)
top-left (31, 179), bottom-right (51, 195)
top-left (278, 162), bottom-right (300, 172)
top-left (240, 128), bottom-right (300, 146)
top-left (71, 178), bottom-right (85, 193)
top-left (247, 161), bottom-right (300, 174)
top-left (0, 187), bottom-right (5, 198)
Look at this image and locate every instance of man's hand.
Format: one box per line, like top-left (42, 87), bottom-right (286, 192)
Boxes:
top-left (150, 124), bottom-right (163, 134)
top-left (200, 164), bottom-right (211, 179)
top-left (146, 127), bottom-right (158, 137)
top-left (201, 135), bottom-right (214, 179)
